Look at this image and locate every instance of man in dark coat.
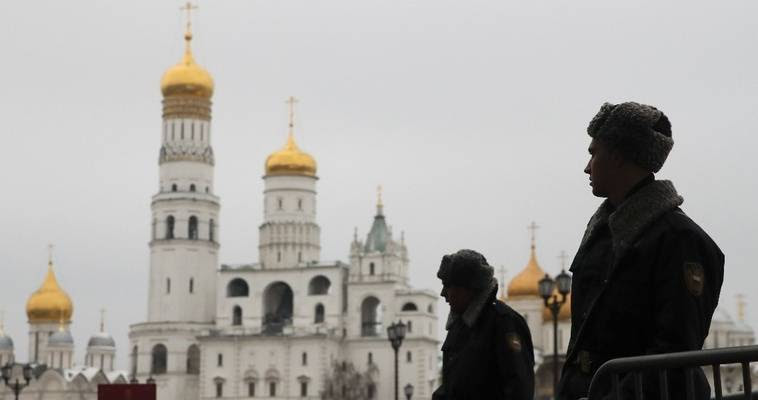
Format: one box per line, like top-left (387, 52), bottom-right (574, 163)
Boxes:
top-left (432, 249), bottom-right (535, 400)
top-left (557, 102), bottom-right (725, 400)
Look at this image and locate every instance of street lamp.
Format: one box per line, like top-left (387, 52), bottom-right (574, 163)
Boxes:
top-left (404, 383), bottom-right (414, 400)
top-left (539, 270), bottom-right (571, 399)
top-left (1, 362), bottom-right (33, 400)
top-left (387, 320), bottom-right (407, 400)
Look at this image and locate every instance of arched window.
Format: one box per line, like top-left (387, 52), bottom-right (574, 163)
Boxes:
top-left (277, 252), bottom-right (281, 262)
top-left (233, 306), bottom-right (243, 326)
top-left (368, 352), bottom-right (373, 365)
top-left (427, 304), bottom-right (434, 313)
top-left (188, 216), bottom-right (198, 239)
top-left (165, 216), bottom-right (175, 239)
top-left (151, 344), bottom-right (167, 375)
top-left (248, 382), bottom-right (256, 397)
top-left (406, 350), bottom-right (412, 362)
top-left (131, 345), bottom-right (138, 377)
top-left (277, 198), bottom-right (283, 210)
top-left (215, 381), bottom-right (223, 398)
top-left (302, 352), bottom-right (307, 366)
top-left (190, 184), bottom-right (196, 192)
top-left (369, 262), bottom-right (375, 275)
top-left (189, 278), bottom-right (194, 294)
top-left (308, 275), bottom-right (331, 295)
top-left (171, 184), bottom-right (177, 192)
top-left (263, 282), bottom-right (294, 334)
top-left (269, 382), bottom-right (277, 397)
top-left (361, 296), bottom-right (382, 337)
top-left (314, 303), bottom-right (325, 324)
top-left (209, 219), bottom-right (215, 242)
top-left (298, 198), bottom-right (303, 210)
top-left (186, 344), bottom-right (200, 375)
top-left (166, 278), bottom-right (171, 294)
top-left (217, 354), bottom-right (223, 367)
top-left (226, 278), bottom-right (249, 297)
top-left (401, 302), bottom-right (418, 312)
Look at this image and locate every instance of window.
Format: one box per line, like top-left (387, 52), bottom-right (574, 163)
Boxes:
top-left (181, 121), bottom-right (184, 139)
top-left (190, 184), bottom-right (196, 192)
top-left (188, 216), bottom-right (199, 239)
top-left (171, 122), bottom-right (175, 140)
top-left (166, 216), bottom-right (175, 239)
top-left (427, 304), bottom-right (434, 313)
top-left (217, 353), bottom-right (223, 367)
top-left (216, 381), bottom-right (223, 398)
top-left (407, 350), bottom-right (412, 362)
top-left (369, 262), bottom-right (375, 275)
top-left (191, 123), bottom-right (194, 140)
top-left (151, 344), bottom-right (167, 374)
top-left (277, 198), bottom-right (283, 210)
top-left (361, 296), bottom-right (382, 337)
top-left (189, 278), bottom-right (194, 294)
top-left (298, 252), bottom-right (302, 262)
top-left (166, 278), bottom-right (171, 294)
top-left (226, 278), bottom-right (249, 297)
top-left (171, 184), bottom-right (177, 192)
top-left (308, 276), bottom-right (331, 295)
top-left (302, 352), bottom-right (307, 366)
top-left (201, 123), bottom-right (205, 141)
top-left (300, 381), bottom-right (308, 397)
top-left (187, 345), bottom-right (200, 374)
top-left (368, 352), bottom-right (373, 365)
top-left (407, 321), bottom-right (413, 333)
top-left (402, 302), bottom-right (418, 312)
top-left (152, 218), bottom-right (157, 239)
top-left (314, 304), bottom-right (325, 323)
top-left (298, 198), bottom-right (303, 210)
top-left (233, 306), bottom-right (243, 326)
top-left (367, 384), bottom-right (375, 399)
top-left (209, 219), bottom-right (215, 242)
top-left (248, 382), bottom-right (255, 397)
top-left (205, 186), bottom-right (209, 193)
top-left (131, 346), bottom-right (138, 377)
top-left (269, 382), bottom-right (276, 397)
top-left (277, 252), bottom-right (281, 262)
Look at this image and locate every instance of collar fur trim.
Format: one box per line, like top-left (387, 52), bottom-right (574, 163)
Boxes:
top-left (579, 180), bottom-right (683, 256)
top-left (445, 278), bottom-right (498, 330)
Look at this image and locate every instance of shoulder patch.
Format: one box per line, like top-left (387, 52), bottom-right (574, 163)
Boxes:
top-left (683, 261), bottom-right (705, 296)
top-left (506, 332), bottom-right (522, 352)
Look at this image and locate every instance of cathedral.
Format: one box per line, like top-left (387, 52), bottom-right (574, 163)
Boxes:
top-left (0, 257), bottom-right (129, 400)
top-left (126, 16), bottom-right (439, 400)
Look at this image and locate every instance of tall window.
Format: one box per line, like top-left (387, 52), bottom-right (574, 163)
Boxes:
top-left (302, 352), bottom-right (307, 366)
top-left (407, 321), bottom-right (413, 333)
top-left (215, 381), bottom-right (223, 398)
top-left (361, 297), bottom-right (382, 337)
top-left (188, 216), bottom-right (199, 239)
top-left (152, 219), bottom-right (156, 240)
top-left (277, 252), bottom-right (281, 262)
top-left (166, 216), bottom-right (175, 239)
top-left (248, 382), bottom-right (255, 397)
top-left (171, 184), bottom-right (177, 192)
top-left (166, 278), bottom-right (171, 294)
top-left (151, 344), bottom-right (167, 375)
top-left (187, 345), bottom-right (200, 375)
top-left (300, 381), bottom-right (308, 397)
top-left (131, 346), bottom-right (138, 377)
top-left (233, 306), bottom-right (243, 326)
top-left (226, 278), bottom-right (249, 297)
top-left (189, 278), bottom-right (194, 294)
top-left (180, 121), bottom-right (184, 139)
top-left (298, 198), bottom-right (303, 210)
top-left (369, 262), bottom-right (375, 275)
top-left (217, 353), bottom-right (223, 367)
top-left (368, 352), bottom-right (373, 365)
top-left (314, 304), bottom-right (325, 323)
top-left (277, 198), bottom-right (283, 210)
top-left (190, 184), bottom-right (196, 192)
top-left (269, 382), bottom-right (277, 397)
top-left (209, 219), bottom-right (215, 242)
top-left (407, 350), bottom-right (412, 362)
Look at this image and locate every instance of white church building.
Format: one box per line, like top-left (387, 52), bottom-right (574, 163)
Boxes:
top-left (127, 20), bottom-right (439, 400)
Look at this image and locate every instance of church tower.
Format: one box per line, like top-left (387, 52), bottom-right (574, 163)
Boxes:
top-left (259, 97), bottom-right (321, 269)
top-left (147, 6), bottom-right (219, 323)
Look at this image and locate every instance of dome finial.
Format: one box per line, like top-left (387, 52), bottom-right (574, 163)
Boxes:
top-left (180, 2), bottom-right (198, 53)
top-left (286, 96), bottom-right (299, 140)
top-left (527, 221), bottom-right (539, 252)
top-left (47, 243), bottom-right (54, 266)
top-left (376, 185), bottom-right (384, 216)
top-left (100, 308), bottom-right (106, 332)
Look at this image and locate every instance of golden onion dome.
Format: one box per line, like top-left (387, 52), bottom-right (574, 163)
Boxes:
top-left (507, 245), bottom-right (546, 298)
top-left (26, 262), bottom-right (73, 323)
top-left (265, 134), bottom-right (317, 177)
top-left (542, 292), bottom-right (572, 322)
top-left (160, 32), bottom-right (214, 99)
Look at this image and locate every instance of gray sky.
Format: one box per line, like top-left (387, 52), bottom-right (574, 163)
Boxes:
top-left (1, 0), bottom-right (757, 370)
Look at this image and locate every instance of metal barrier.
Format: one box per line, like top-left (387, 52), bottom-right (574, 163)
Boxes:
top-left (584, 345), bottom-right (758, 400)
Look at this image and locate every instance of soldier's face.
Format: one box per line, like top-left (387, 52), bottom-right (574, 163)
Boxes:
top-left (440, 285), bottom-right (474, 314)
top-left (584, 139), bottom-right (619, 198)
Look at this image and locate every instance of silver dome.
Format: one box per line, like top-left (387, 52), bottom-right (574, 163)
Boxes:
top-left (87, 332), bottom-right (115, 348)
top-left (48, 330), bottom-right (74, 346)
top-left (0, 334), bottom-right (13, 350)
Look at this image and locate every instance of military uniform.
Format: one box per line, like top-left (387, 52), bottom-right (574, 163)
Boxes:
top-left (558, 179), bottom-right (724, 400)
top-left (433, 295), bottom-right (535, 400)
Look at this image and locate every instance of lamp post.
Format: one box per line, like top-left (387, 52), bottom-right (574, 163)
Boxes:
top-left (1, 362), bottom-right (33, 400)
top-left (539, 270), bottom-right (572, 399)
top-left (404, 383), bottom-right (414, 400)
top-left (387, 320), bottom-right (407, 400)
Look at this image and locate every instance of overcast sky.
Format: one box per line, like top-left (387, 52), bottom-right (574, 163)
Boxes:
top-left (1, 0), bottom-right (757, 370)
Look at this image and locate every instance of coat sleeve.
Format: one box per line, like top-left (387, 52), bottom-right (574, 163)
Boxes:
top-left (495, 313), bottom-right (535, 400)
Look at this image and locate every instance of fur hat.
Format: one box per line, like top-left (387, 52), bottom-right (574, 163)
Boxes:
top-left (587, 102), bottom-right (673, 172)
top-left (437, 249), bottom-right (494, 291)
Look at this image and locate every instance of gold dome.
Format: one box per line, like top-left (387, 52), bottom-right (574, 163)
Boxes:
top-left (265, 134), bottom-right (317, 177)
top-left (507, 245), bottom-right (546, 298)
top-left (160, 32), bottom-right (214, 99)
top-left (542, 292), bottom-right (571, 322)
top-left (26, 262), bottom-right (73, 324)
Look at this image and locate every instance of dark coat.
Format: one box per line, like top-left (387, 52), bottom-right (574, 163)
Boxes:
top-left (433, 296), bottom-right (535, 400)
top-left (558, 180), bottom-right (724, 400)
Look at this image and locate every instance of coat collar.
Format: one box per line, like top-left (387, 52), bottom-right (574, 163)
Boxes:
top-left (579, 180), bottom-right (683, 257)
top-left (445, 278), bottom-right (498, 330)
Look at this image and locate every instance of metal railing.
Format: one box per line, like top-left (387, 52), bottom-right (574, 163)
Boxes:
top-left (584, 345), bottom-right (758, 400)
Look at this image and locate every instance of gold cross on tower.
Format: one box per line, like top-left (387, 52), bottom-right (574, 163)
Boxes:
top-left (527, 221), bottom-right (540, 250)
top-left (100, 309), bottom-right (106, 332)
top-left (558, 250), bottom-right (569, 271)
top-left (180, 2), bottom-right (198, 37)
top-left (48, 243), bottom-right (55, 264)
top-left (286, 96), bottom-right (299, 135)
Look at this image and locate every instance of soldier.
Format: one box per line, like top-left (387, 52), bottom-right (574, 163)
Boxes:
top-left (432, 249), bottom-right (534, 400)
top-left (558, 102), bottom-right (725, 400)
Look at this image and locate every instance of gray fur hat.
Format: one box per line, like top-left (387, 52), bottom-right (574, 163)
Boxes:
top-left (437, 249), bottom-right (494, 291)
top-left (588, 102), bottom-right (673, 172)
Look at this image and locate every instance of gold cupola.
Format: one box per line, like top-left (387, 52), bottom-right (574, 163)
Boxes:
top-left (160, 8), bottom-right (214, 99)
top-left (507, 222), bottom-right (546, 298)
top-left (26, 259), bottom-right (73, 324)
top-left (265, 97), bottom-right (318, 177)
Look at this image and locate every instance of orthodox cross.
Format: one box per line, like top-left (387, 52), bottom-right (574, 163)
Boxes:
top-left (527, 221), bottom-right (539, 249)
top-left (286, 96), bottom-right (298, 134)
top-left (180, 2), bottom-right (198, 35)
top-left (558, 250), bottom-right (569, 271)
top-left (100, 309), bottom-right (106, 332)
top-left (48, 243), bottom-right (55, 264)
